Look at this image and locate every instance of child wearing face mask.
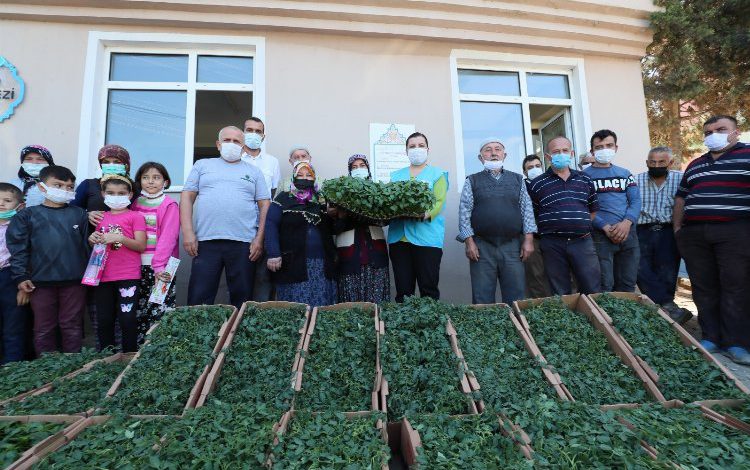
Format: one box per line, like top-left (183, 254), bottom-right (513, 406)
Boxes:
top-left (0, 183), bottom-right (27, 362)
top-left (130, 162), bottom-right (180, 344)
top-left (89, 175), bottom-right (146, 353)
top-left (6, 166), bottom-right (90, 356)
top-left (11, 145), bottom-right (54, 207)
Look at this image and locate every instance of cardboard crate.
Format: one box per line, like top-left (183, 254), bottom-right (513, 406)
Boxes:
top-left (293, 302), bottom-right (381, 412)
top-left (197, 301), bottom-right (309, 408)
top-left (588, 292), bottom-right (750, 398)
top-left (1, 414), bottom-right (84, 470)
top-left (513, 294), bottom-right (665, 402)
top-left (105, 304), bottom-right (237, 416)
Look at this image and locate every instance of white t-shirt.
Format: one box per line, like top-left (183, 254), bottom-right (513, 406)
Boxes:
top-left (241, 151), bottom-right (281, 193)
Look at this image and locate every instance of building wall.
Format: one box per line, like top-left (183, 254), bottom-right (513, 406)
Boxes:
top-left (0, 20), bottom-right (653, 303)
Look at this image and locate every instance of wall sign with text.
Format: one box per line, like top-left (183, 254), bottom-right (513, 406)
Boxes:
top-left (0, 56), bottom-right (25, 122)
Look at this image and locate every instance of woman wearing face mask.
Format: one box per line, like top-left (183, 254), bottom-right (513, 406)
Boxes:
top-left (331, 155), bottom-right (390, 304)
top-left (131, 162), bottom-right (180, 344)
top-left (11, 145), bottom-right (55, 207)
top-left (387, 132), bottom-right (449, 302)
top-left (72, 144), bottom-right (131, 228)
top-left (264, 162), bottom-right (337, 306)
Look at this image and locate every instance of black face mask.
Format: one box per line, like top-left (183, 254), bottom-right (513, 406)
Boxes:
top-left (294, 178), bottom-right (315, 190)
top-left (648, 167), bottom-right (668, 178)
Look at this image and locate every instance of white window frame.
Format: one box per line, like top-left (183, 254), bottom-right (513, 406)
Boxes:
top-left (449, 50), bottom-right (592, 188)
top-left (77, 32), bottom-right (266, 191)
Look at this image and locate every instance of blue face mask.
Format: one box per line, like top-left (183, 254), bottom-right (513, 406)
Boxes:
top-left (551, 153), bottom-right (571, 170)
top-left (244, 132), bottom-right (263, 150)
top-left (101, 163), bottom-right (127, 175)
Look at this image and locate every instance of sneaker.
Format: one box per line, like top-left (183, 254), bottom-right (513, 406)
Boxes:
top-left (699, 339), bottom-right (720, 353)
top-left (724, 347), bottom-right (750, 366)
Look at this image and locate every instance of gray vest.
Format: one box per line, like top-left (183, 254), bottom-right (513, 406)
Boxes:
top-left (469, 170), bottom-right (524, 240)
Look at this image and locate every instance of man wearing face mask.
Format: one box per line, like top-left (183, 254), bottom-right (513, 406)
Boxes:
top-left (457, 139), bottom-right (536, 304)
top-left (528, 136), bottom-right (601, 295)
top-left (674, 114), bottom-right (750, 364)
top-left (180, 126), bottom-right (271, 308)
top-left (635, 147), bottom-right (691, 324)
top-left (585, 129), bottom-right (641, 293)
top-left (278, 146), bottom-right (313, 192)
top-left (578, 152), bottom-right (595, 171)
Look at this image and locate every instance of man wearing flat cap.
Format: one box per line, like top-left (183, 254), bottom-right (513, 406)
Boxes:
top-left (457, 138), bottom-right (536, 304)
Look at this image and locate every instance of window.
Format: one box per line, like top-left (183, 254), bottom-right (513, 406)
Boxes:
top-left (450, 52), bottom-right (590, 182)
top-left (78, 33), bottom-right (265, 189)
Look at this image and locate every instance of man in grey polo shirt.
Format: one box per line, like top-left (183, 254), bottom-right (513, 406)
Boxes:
top-left (180, 126), bottom-right (270, 307)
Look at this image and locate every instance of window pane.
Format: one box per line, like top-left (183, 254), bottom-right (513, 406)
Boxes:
top-left (105, 90), bottom-right (187, 184)
top-left (527, 73), bottom-right (570, 99)
top-left (458, 69), bottom-right (520, 96)
top-left (197, 56), bottom-right (253, 84)
top-left (193, 91), bottom-right (253, 161)
top-left (110, 54), bottom-right (188, 82)
top-left (460, 101), bottom-right (526, 176)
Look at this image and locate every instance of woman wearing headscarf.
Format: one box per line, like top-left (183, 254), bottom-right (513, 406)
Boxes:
top-left (11, 145), bottom-right (54, 207)
top-left (331, 155), bottom-right (390, 303)
top-left (72, 144), bottom-right (131, 227)
top-left (264, 161), bottom-right (337, 306)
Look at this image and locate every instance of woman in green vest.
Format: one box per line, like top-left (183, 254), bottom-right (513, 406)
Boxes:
top-left (387, 132), bottom-right (449, 302)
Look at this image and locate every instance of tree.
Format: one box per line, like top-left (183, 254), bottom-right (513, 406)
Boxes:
top-left (644, 0), bottom-right (750, 163)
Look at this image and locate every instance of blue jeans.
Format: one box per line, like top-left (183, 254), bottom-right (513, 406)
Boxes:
top-left (187, 240), bottom-right (256, 308)
top-left (539, 234), bottom-right (601, 295)
top-left (469, 237), bottom-right (526, 304)
top-left (593, 226), bottom-right (640, 292)
top-left (636, 224), bottom-right (680, 305)
top-left (0, 267), bottom-right (27, 363)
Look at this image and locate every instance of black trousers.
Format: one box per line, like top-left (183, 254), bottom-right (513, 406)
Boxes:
top-left (187, 240), bottom-right (256, 308)
top-left (389, 242), bottom-right (442, 302)
top-left (95, 279), bottom-right (139, 353)
top-left (676, 221), bottom-right (750, 349)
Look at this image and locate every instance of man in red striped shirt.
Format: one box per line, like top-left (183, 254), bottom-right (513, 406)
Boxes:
top-left (674, 114), bottom-right (750, 365)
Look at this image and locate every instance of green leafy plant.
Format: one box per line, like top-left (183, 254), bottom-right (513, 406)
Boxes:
top-left (321, 176), bottom-right (435, 221)
top-left (294, 307), bottom-right (377, 412)
top-left (447, 305), bottom-right (552, 409)
top-left (411, 413), bottom-right (532, 469)
top-left (521, 299), bottom-right (648, 404)
top-left (270, 411), bottom-right (390, 469)
top-left (2, 360), bottom-right (126, 416)
top-left (0, 421), bottom-right (66, 468)
top-left (380, 297), bottom-right (472, 419)
top-left (104, 305), bottom-right (233, 415)
top-left (0, 348), bottom-right (105, 402)
top-left (211, 305), bottom-right (306, 413)
top-left (593, 294), bottom-right (746, 401)
top-left (617, 404), bottom-right (750, 469)
top-left (504, 399), bottom-right (658, 468)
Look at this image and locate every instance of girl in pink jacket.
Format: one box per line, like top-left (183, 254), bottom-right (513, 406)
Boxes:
top-left (131, 162), bottom-right (180, 344)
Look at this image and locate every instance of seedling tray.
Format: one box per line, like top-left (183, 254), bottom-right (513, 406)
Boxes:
top-left (1, 414), bottom-right (84, 470)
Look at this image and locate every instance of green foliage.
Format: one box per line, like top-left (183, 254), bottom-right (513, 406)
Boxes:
top-left (380, 297), bottom-right (473, 419)
top-left (104, 305), bottom-right (233, 415)
top-left (294, 308), bottom-right (377, 412)
top-left (412, 413), bottom-right (532, 469)
top-left (212, 305), bottom-right (306, 413)
top-left (504, 399), bottom-right (659, 469)
top-left (448, 304), bottom-right (552, 409)
top-left (618, 404), bottom-right (750, 469)
top-left (2, 360), bottom-right (125, 416)
top-left (271, 411), bottom-right (390, 469)
top-left (521, 299), bottom-right (648, 404)
top-left (0, 421), bottom-right (65, 468)
top-left (0, 348), bottom-right (106, 401)
top-left (321, 176), bottom-right (435, 221)
top-left (594, 294), bottom-right (745, 401)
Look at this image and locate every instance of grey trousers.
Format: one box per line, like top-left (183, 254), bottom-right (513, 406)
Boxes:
top-left (592, 226), bottom-right (640, 292)
top-left (524, 238), bottom-right (551, 299)
top-left (253, 254), bottom-right (274, 302)
top-left (469, 237), bottom-right (526, 305)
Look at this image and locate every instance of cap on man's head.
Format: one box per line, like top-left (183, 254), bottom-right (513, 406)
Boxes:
top-left (479, 138), bottom-right (504, 153)
top-left (289, 145), bottom-right (310, 157)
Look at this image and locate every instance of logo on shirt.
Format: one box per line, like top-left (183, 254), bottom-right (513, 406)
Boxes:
top-left (591, 175), bottom-right (636, 193)
top-left (241, 174), bottom-right (253, 183)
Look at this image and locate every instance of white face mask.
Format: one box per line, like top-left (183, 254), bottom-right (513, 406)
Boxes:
top-left (407, 147), bottom-right (428, 166)
top-left (104, 194), bottom-right (131, 210)
top-left (40, 182), bottom-right (75, 204)
top-left (22, 162), bottom-right (48, 177)
top-left (527, 167), bottom-right (544, 180)
top-left (141, 188), bottom-right (165, 199)
top-left (579, 163), bottom-right (592, 171)
top-left (594, 148), bottom-right (616, 164)
top-left (220, 142), bottom-right (243, 162)
top-left (244, 132), bottom-right (263, 150)
top-left (351, 168), bottom-right (369, 179)
top-left (483, 159), bottom-right (504, 171)
top-left (704, 132), bottom-right (731, 152)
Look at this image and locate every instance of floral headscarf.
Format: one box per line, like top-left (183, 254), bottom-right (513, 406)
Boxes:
top-left (18, 145), bottom-right (54, 194)
top-left (347, 154), bottom-right (371, 178)
top-left (290, 161), bottom-right (318, 204)
top-left (97, 144), bottom-right (131, 174)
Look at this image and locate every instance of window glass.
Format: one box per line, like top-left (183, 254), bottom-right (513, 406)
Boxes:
top-left (458, 69), bottom-right (520, 96)
top-left (460, 101), bottom-right (526, 176)
top-left (110, 54), bottom-right (188, 82)
top-left (527, 73), bottom-right (570, 99)
top-left (197, 56), bottom-right (253, 84)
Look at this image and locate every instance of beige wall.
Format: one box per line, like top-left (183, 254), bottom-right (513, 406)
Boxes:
top-left (0, 20), bottom-right (652, 303)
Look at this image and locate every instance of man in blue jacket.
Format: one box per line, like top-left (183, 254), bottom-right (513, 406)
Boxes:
top-left (585, 129), bottom-right (642, 292)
